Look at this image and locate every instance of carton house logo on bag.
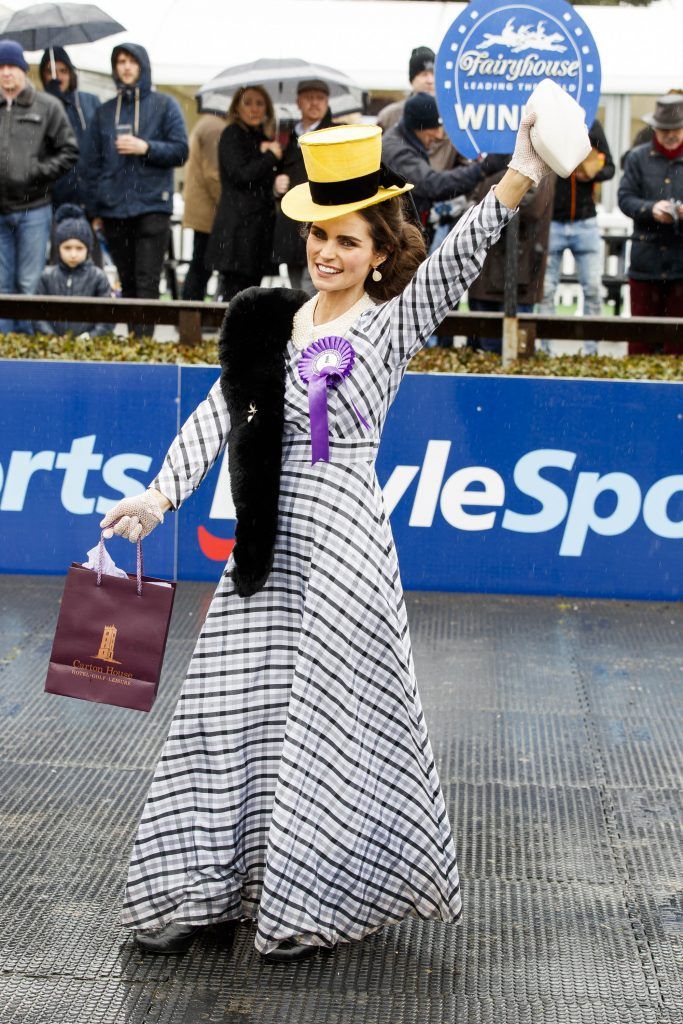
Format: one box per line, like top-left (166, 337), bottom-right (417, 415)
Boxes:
top-left (93, 624), bottom-right (122, 664)
top-left (72, 624), bottom-right (134, 684)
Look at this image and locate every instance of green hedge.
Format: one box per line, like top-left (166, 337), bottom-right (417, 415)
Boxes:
top-left (1, 331), bottom-right (682, 380)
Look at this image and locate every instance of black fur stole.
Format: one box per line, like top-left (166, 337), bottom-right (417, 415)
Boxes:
top-left (219, 286), bottom-right (308, 597)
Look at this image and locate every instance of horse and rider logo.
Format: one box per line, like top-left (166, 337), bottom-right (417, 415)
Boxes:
top-left (476, 18), bottom-right (567, 53)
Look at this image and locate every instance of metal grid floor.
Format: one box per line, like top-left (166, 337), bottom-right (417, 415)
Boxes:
top-left (0, 576), bottom-right (681, 1024)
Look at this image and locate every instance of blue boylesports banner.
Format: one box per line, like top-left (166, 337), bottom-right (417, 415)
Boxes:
top-left (0, 360), bottom-right (681, 600)
top-left (435, 0), bottom-right (601, 157)
top-left (0, 361), bottom-right (177, 581)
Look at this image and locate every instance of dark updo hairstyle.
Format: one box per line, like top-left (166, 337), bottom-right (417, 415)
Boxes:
top-left (358, 195), bottom-right (427, 302)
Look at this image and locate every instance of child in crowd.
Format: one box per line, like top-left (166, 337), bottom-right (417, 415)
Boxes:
top-left (34, 204), bottom-right (112, 337)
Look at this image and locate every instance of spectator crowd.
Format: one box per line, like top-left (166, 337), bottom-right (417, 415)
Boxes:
top-left (0, 35), bottom-right (681, 352)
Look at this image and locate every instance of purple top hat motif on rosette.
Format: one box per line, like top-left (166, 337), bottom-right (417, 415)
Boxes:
top-left (298, 336), bottom-right (370, 464)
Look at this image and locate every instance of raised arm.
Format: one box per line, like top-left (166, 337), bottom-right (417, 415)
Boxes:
top-left (368, 170), bottom-right (532, 366)
top-left (367, 109), bottom-right (549, 366)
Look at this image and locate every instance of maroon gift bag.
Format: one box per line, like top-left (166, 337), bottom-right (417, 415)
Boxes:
top-left (45, 537), bottom-right (176, 712)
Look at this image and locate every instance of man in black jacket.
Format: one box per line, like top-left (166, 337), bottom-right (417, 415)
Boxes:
top-left (538, 119), bottom-right (615, 352)
top-left (0, 39), bottom-right (79, 333)
top-left (272, 79), bottom-right (334, 294)
top-left (381, 94), bottom-right (504, 234)
top-left (618, 94), bottom-right (683, 353)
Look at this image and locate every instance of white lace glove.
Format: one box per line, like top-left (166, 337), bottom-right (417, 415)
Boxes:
top-left (99, 489), bottom-right (166, 543)
top-left (508, 111), bottom-right (551, 186)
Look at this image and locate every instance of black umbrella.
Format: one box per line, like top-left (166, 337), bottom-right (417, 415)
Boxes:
top-left (0, 3), bottom-right (124, 52)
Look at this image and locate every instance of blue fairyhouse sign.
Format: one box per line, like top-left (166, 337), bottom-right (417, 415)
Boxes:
top-left (435, 0), bottom-right (601, 157)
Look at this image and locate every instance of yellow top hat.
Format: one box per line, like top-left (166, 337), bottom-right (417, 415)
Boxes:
top-left (281, 124), bottom-right (414, 222)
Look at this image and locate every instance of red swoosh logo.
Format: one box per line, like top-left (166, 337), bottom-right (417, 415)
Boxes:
top-left (197, 525), bottom-right (235, 561)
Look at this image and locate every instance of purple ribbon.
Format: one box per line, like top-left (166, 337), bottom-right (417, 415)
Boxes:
top-left (298, 335), bottom-right (369, 464)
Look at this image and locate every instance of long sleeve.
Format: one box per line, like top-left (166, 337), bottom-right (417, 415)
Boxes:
top-left (382, 127), bottom-right (484, 207)
top-left (143, 96), bottom-right (189, 168)
top-left (589, 120), bottom-right (615, 184)
top-left (152, 378), bottom-right (230, 510)
top-left (80, 108), bottom-right (104, 218)
top-left (200, 119), bottom-right (222, 207)
top-left (36, 102), bottom-right (79, 184)
top-left (618, 151), bottom-right (655, 226)
top-left (413, 161), bottom-right (484, 205)
top-left (220, 125), bottom-right (278, 186)
top-left (365, 189), bottom-right (513, 367)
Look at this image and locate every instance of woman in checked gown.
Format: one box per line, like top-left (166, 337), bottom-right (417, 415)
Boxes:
top-left (101, 113), bottom-right (557, 962)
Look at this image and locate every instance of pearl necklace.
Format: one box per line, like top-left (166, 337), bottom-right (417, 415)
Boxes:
top-left (291, 293), bottom-right (375, 352)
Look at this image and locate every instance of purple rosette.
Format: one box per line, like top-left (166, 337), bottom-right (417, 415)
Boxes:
top-left (298, 335), bottom-right (369, 464)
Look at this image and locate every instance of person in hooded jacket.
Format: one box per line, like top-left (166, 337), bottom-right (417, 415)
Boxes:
top-left (34, 203), bottom-right (111, 336)
top-left (39, 47), bottom-right (100, 209)
top-left (81, 44), bottom-right (188, 334)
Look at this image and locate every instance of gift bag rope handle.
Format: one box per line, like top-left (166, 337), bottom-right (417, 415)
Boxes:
top-left (98, 532), bottom-right (144, 596)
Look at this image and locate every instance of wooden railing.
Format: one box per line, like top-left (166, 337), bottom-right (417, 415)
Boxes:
top-left (1, 294), bottom-right (681, 353)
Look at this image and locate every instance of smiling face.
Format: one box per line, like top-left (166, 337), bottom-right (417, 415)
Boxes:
top-left (236, 88), bottom-right (268, 128)
top-left (306, 212), bottom-right (386, 297)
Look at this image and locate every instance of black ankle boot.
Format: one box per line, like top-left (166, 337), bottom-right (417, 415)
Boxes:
top-left (261, 939), bottom-right (337, 964)
top-left (135, 922), bottom-right (205, 954)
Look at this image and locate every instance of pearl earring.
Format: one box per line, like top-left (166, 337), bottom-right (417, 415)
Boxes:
top-left (371, 267), bottom-right (383, 282)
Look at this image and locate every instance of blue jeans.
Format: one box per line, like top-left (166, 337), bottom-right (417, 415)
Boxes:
top-left (539, 217), bottom-right (602, 354)
top-left (0, 204), bottom-right (53, 334)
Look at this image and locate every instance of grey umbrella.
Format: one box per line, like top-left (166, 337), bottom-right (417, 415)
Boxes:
top-left (197, 58), bottom-right (365, 125)
top-left (0, 3), bottom-right (125, 51)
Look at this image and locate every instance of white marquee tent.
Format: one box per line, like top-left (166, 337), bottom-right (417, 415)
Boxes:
top-left (0, 0), bottom-right (680, 95)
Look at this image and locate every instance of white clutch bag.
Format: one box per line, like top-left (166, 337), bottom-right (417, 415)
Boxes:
top-left (526, 78), bottom-right (592, 178)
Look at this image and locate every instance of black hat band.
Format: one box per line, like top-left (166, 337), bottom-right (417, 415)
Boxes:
top-left (309, 170), bottom-right (380, 206)
top-left (308, 164), bottom-right (408, 206)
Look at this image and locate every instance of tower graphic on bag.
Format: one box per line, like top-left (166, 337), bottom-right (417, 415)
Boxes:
top-left (94, 625), bottom-right (121, 664)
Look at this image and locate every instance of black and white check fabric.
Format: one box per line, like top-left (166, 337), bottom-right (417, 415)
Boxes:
top-left (122, 192), bottom-right (513, 954)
